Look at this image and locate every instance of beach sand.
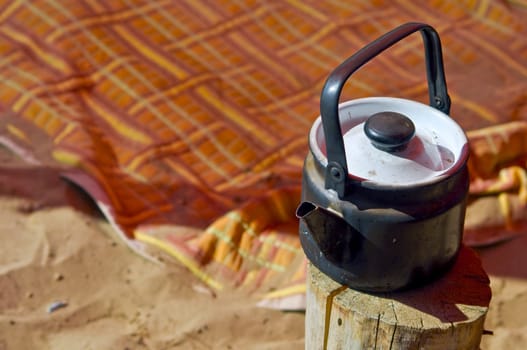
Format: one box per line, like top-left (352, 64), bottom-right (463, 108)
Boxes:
top-left (0, 147), bottom-right (525, 349)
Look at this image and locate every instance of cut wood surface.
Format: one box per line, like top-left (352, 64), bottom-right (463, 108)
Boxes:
top-left (306, 246), bottom-right (491, 350)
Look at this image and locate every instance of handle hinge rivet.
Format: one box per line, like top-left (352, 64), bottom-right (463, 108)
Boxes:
top-left (330, 167), bottom-right (341, 180)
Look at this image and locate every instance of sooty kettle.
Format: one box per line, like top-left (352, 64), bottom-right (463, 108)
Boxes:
top-left (297, 22), bottom-right (469, 292)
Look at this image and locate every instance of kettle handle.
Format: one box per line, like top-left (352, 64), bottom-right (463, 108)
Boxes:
top-left (321, 22), bottom-right (450, 198)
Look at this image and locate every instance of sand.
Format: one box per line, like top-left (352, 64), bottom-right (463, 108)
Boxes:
top-left (0, 146), bottom-right (525, 349)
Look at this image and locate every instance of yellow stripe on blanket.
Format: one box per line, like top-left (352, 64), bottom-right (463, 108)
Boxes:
top-left (6, 124), bottom-right (29, 143)
top-left (261, 283), bottom-right (306, 299)
top-left (498, 192), bottom-right (512, 229)
top-left (135, 230), bottom-right (223, 291)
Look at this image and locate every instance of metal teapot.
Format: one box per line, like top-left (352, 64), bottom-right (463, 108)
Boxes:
top-left (297, 23), bottom-right (469, 292)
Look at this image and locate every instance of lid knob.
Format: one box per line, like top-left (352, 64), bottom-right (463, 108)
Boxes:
top-left (364, 112), bottom-right (415, 152)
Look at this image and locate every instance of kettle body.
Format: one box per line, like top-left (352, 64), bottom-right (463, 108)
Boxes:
top-left (298, 23), bottom-right (470, 292)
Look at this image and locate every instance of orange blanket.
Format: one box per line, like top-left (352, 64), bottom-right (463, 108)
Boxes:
top-left (0, 0), bottom-right (526, 305)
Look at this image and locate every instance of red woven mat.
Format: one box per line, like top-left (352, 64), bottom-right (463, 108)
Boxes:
top-left (0, 0), bottom-right (526, 305)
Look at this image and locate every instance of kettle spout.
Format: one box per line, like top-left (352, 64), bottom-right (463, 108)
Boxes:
top-left (296, 201), bottom-right (349, 234)
top-left (296, 202), bottom-right (359, 266)
top-left (296, 201), bottom-right (331, 234)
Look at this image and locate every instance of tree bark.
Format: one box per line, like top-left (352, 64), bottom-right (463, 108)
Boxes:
top-left (306, 245), bottom-right (491, 350)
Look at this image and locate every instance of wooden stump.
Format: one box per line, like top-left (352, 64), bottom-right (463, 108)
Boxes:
top-left (306, 245), bottom-right (491, 350)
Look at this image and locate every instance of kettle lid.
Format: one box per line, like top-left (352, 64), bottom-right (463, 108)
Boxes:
top-left (310, 97), bottom-right (468, 187)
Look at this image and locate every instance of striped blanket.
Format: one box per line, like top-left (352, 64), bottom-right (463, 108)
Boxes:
top-left (0, 0), bottom-right (526, 308)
